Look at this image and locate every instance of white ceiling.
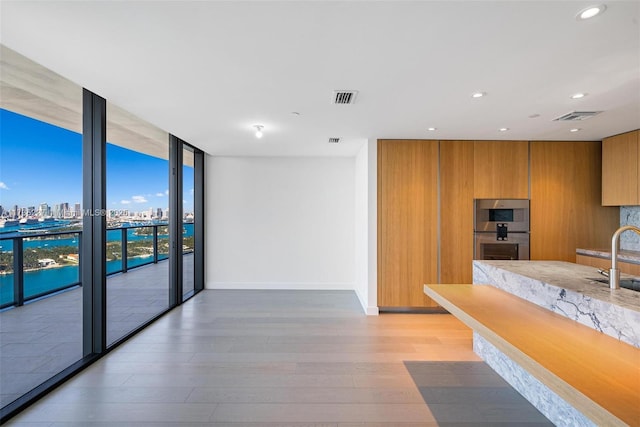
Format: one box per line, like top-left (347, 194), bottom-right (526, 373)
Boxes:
top-left (1, 1), bottom-right (639, 157)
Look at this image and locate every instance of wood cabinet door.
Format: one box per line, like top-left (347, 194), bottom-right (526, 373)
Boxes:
top-left (377, 140), bottom-right (439, 307)
top-left (473, 141), bottom-right (529, 199)
top-left (440, 140), bottom-right (474, 284)
top-left (531, 141), bottom-right (619, 261)
top-left (602, 130), bottom-right (639, 206)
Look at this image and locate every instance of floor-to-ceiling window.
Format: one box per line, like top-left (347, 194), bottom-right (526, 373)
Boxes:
top-left (182, 145), bottom-right (195, 300)
top-left (105, 102), bottom-right (170, 345)
top-left (0, 45), bottom-right (83, 409)
top-left (0, 45), bottom-right (205, 422)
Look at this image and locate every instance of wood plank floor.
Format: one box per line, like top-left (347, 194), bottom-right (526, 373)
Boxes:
top-left (5, 290), bottom-right (552, 426)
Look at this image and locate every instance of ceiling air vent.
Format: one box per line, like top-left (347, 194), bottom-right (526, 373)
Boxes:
top-left (328, 137), bottom-right (341, 144)
top-left (332, 90), bottom-right (358, 105)
top-left (553, 111), bottom-right (602, 121)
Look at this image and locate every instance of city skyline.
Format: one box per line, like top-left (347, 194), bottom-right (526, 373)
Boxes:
top-left (0, 109), bottom-right (194, 212)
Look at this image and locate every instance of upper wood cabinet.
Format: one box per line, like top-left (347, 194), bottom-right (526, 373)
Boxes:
top-left (474, 141), bottom-right (529, 199)
top-left (602, 130), bottom-right (640, 206)
top-left (377, 140), bottom-right (439, 308)
top-left (530, 141), bottom-right (619, 262)
top-left (440, 141), bottom-right (474, 284)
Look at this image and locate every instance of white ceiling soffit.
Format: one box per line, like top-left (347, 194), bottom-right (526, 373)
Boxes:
top-left (0, 45), bottom-right (171, 160)
top-left (1, 1), bottom-right (639, 157)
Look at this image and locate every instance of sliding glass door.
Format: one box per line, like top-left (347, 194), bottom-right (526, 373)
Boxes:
top-left (0, 46), bottom-right (83, 410)
top-left (182, 145), bottom-right (195, 300)
top-left (105, 102), bottom-right (170, 346)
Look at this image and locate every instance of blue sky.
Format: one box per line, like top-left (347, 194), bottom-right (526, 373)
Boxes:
top-left (0, 109), bottom-right (194, 213)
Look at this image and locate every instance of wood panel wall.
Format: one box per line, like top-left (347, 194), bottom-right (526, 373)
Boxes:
top-left (602, 130), bottom-right (639, 206)
top-left (530, 141), bottom-right (619, 261)
top-left (474, 141), bottom-right (529, 199)
top-left (440, 141), bottom-right (474, 284)
top-left (377, 140), bottom-right (439, 307)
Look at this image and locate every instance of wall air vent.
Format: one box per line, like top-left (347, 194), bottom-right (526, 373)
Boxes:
top-left (553, 111), bottom-right (602, 121)
top-left (328, 137), bottom-right (341, 144)
top-left (332, 90), bottom-right (358, 105)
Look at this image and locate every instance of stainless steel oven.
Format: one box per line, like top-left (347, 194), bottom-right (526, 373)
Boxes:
top-left (474, 199), bottom-right (529, 232)
top-left (474, 231), bottom-right (530, 260)
top-left (474, 199), bottom-right (530, 260)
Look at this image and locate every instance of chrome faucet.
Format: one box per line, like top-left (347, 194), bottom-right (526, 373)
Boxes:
top-left (609, 225), bottom-right (640, 289)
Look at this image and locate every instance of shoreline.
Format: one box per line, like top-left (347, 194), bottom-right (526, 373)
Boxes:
top-left (1, 253), bottom-right (158, 276)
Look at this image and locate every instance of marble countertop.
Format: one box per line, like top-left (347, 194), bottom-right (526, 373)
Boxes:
top-left (473, 260), bottom-right (640, 313)
top-left (576, 248), bottom-right (640, 265)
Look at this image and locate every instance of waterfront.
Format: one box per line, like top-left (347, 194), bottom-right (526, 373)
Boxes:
top-left (0, 223), bottom-right (193, 307)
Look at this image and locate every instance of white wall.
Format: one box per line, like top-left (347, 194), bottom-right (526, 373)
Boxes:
top-left (354, 140), bottom-right (378, 314)
top-left (205, 156), bottom-right (355, 290)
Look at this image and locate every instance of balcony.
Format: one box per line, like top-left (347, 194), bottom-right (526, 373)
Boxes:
top-left (0, 224), bottom-right (194, 409)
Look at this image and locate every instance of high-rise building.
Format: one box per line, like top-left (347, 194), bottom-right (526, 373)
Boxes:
top-left (11, 205), bottom-right (19, 219)
top-left (0, 205), bottom-right (4, 216)
top-left (74, 203), bottom-right (81, 218)
top-left (39, 203), bottom-right (49, 217)
top-left (60, 202), bottom-right (69, 218)
top-left (156, 208), bottom-right (162, 219)
top-left (27, 206), bottom-right (36, 217)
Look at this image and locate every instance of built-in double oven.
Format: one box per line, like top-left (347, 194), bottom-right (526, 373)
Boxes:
top-left (473, 199), bottom-right (530, 260)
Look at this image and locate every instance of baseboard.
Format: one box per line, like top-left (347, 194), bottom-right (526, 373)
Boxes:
top-left (206, 281), bottom-right (355, 290)
top-left (364, 305), bottom-right (379, 315)
top-left (355, 288), bottom-right (379, 316)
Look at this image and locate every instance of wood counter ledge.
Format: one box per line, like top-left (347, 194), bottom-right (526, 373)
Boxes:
top-left (424, 284), bottom-right (640, 427)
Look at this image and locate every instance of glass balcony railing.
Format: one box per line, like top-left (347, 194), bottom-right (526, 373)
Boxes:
top-left (0, 223), bottom-right (193, 310)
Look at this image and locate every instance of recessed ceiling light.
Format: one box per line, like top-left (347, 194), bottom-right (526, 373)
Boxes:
top-left (254, 125), bottom-right (264, 138)
top-left (499, 128), bottom-right (509, 132)
top-left (570, 128), bottom-right (581, 132)
top-left (291, 112), bottom-right (300, 116)
top-left (576, 5), bottom-right (606, 20)
top-left (427, 127), bottom-right (437, 131)
top-left (571, 93), bottom-right (587, 99)
top-left (471, 92), bottom-right (486, 98)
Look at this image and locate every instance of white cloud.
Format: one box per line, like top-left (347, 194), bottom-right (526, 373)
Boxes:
top-left (190, 188), bottom-right (194, 195)
top-left (165, 189), bottom-right (169, 195)
top-left (0, 182), bottom-right (9, 190)
top-left (121, 200), bottom-right (131, 205)
top-left (155, 192), bottom-right (165, 197)
top-left (132, 195), bottom-right (148, 203)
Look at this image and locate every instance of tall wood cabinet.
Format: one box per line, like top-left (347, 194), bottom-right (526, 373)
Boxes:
top-left (474, 141), bottom-right (529, 199)
top-left (602, 130), bottom-right (639, 206)
top-left (378, 138), bottom-right (618, 308)
top-left (440, 141), bottom-right (475, 284)
top-left (530, 141), bottom-right (619, 261)
top-left (377, 140), bottom-right (439, 307)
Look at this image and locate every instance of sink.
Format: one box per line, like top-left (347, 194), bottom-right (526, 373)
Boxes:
top-left (588, 277), bottom-right (640, 292)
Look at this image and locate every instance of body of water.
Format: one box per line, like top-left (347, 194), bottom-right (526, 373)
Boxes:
top-left (0, 223), bottom-right (192, 306)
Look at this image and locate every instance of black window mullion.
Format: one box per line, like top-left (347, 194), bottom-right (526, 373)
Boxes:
top-left (169, 135), bottom-right (183, 306)
top-left (82, 89), bottom-right (107, 356)
top-left (194, 148), bottom-right (205, 292)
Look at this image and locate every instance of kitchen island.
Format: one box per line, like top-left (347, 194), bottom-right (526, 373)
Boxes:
top-left (425, 261), bottom-right (640, 426)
